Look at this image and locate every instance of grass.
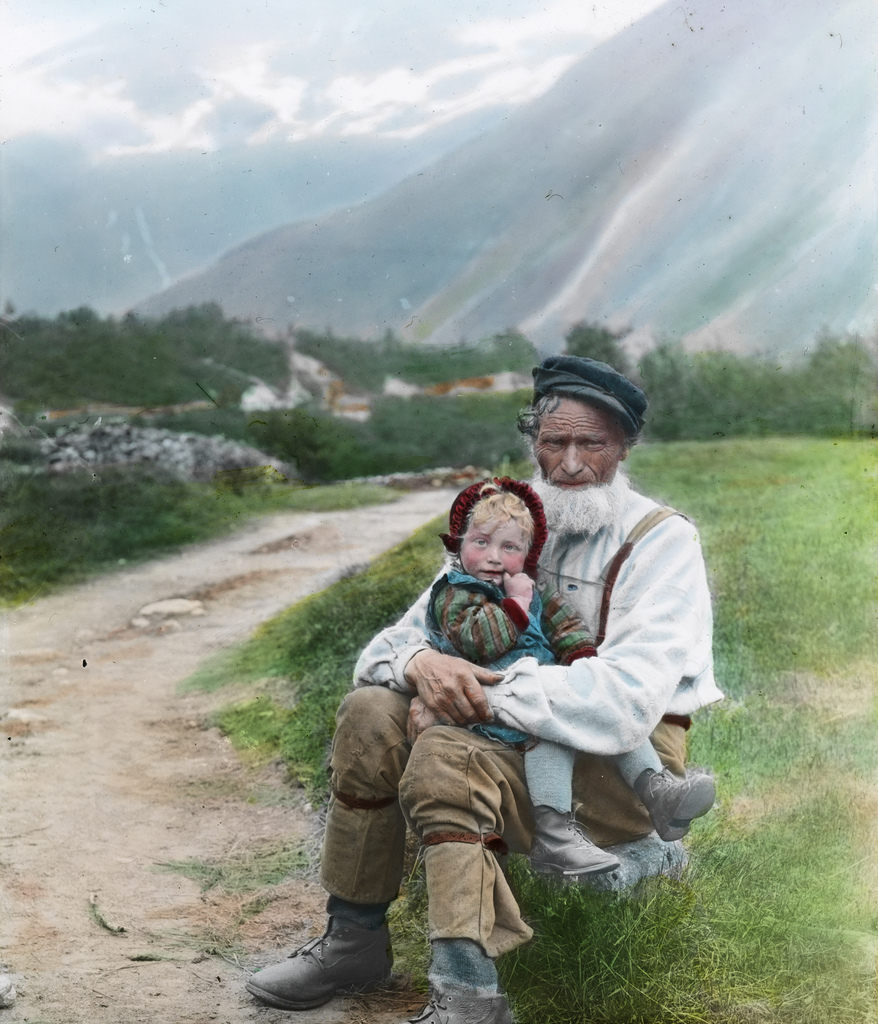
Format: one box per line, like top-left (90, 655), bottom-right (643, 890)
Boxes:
top-left (628, 437), bottom-right (878, 689)
top-left (190, 436), bottom-right (878, 1022)
top-left (184, 511), bottom-right (449, 795)
top-left (494, 438), bottom-right (878, 1023)
top-left (0, 466), bottom-right (396, 605)
top-left (157, 843), bottom-right (310, 894)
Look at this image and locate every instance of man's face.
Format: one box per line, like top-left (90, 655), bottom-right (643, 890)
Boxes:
top-left (534, 397), bottom-right (628, 488)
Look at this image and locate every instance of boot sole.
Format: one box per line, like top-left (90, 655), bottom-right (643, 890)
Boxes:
top-left (245, 973), bottom-right (390, 1011)
top-left (531, 859), bottom-right (620, 877)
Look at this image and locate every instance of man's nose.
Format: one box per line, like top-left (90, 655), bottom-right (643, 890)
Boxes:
top-left (559, 444), bottom-right (585, 476)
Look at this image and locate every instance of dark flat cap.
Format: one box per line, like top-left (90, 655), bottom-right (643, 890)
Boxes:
top-left (532, 355), bottom-right (647, 438)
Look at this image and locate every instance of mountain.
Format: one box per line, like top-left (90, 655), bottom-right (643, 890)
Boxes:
top-left (136, 0), bottom-right (878, 357)
top-left (0, 123), bottom-right (493, 318)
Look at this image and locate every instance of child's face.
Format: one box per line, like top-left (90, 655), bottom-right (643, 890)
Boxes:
top-left (459, 518), bottom-right (529, 585)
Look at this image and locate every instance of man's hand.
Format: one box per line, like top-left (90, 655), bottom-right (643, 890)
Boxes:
top-left (405, 649), bottom-right (502, 725)
top-left (407, 697), bottom-right (453, 743)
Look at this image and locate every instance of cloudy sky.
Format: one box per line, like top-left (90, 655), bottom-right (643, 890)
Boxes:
top-left (2, 0), bottom-right (668, 158)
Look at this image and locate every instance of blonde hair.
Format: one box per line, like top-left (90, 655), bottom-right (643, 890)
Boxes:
top-left (466, 485), bottom-right (534, 542)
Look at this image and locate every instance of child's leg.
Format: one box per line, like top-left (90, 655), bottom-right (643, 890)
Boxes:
top-left (524, 740), bottom-right (574, 813)
top-left (612, 740), bottom-right (715, 842)
top-left (612, 740), bottom-right (663, 789)
top-left (526, 741), bottom-right (620, 876)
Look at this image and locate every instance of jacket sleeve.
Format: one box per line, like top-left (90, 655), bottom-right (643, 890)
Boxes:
top-left (484, 516), bottom-right (722, 755)
top-left (432, 582), bottom-right (526, 666)
top-left (540, 590), bottom-right (597, 665)
top-left (352, 581), bottom-right (435, 691)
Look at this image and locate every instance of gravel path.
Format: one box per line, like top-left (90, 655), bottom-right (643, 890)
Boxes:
top-left (0, 488), bottom-right (457, 1024)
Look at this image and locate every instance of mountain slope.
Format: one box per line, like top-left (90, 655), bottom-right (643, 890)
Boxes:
top-left (0, 127), bottom-right (490, 318)
top-left (137, 0), bottom-right (878, 356)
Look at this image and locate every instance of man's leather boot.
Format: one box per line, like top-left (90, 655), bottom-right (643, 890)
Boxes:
top-left (245, 916), bottom-right (392, 1010)
top-left (400, 988), bottom-right (515, 1024)
top-left (529, 804), bottom-right (620, 876)
top-left (634, 767), bottom-right (716, 841)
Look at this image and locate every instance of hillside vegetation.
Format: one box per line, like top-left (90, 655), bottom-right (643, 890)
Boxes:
top-left (294, 327), bottom-right (536, 390)
top-left (0, 304), bottom-right (288, 410)
top-left (2, 308), bottom-right (875, 608)
top-left (5, 310), bottom-right (874, 467)
top-left (188, 437), bottom-right (878, 1024)
top-left (0, 469), bottom-right (395, 606)
top-left (166, 325), bottom-right (875, 482)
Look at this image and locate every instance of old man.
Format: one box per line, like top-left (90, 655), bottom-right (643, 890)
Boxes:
top-left (247, 355), bottom-right (723, 1024)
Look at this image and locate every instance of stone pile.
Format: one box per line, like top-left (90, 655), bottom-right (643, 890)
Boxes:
top-left (0, 974), bottom-right (15, 1008)
top-left (348, 465), bottom-right (490, 490)
top-left (39, 423), bottom-right (293, 483)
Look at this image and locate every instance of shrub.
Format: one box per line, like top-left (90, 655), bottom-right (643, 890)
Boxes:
top-left (563, 321), bottom-right (634, 376)
top-left (639, 335), bottom-right (877, 440)
top-left (1, 304), bottom-right (288, 410)
top-left (294, 328), bottom-right (537, 391)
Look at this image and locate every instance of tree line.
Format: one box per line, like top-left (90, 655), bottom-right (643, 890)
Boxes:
top-left (1, 306), bottom-right (874, 484)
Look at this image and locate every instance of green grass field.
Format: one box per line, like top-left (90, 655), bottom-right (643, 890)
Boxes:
top-left (0, 469), bottom-right (396, 605)
top-left (189, 437), bottom-right (877, 1022)
top-left (500, 437), bottom-right (878, 1023)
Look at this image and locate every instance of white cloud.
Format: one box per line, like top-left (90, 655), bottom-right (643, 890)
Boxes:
top-left (1, 0), bottom-right (666, 155)
top-left (1, 65), bottom-right (137, 143)
top-left (104, 97), bottom-right (216, 156)
top-left (330, 54), bottom-right (580, 139)
top-left (210, 47), bottom-right (310, 124)
top-left (456, 0), bottom-right (666, 49)
top-left (0, 11), bottom-right (97, 68)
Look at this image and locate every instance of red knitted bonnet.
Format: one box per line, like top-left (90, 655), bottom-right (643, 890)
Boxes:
top-left (439, 477), bottom-right (548, 579)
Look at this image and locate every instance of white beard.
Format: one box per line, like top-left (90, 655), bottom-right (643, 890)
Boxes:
top-left (530, 469), bottom-right (631, 536)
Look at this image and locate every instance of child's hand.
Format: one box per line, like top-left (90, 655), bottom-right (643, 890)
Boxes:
top-left (504, 572), bottom-right (534, 604)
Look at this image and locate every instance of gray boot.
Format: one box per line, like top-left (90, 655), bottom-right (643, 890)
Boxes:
top-left (634, 767), bottom-right (716, 842)
top-left (245, 916), bottom-right (392, 1010)
top-left (400, 989), bottom-right (515, 1024)
top-left (529, 804), bottom-right (621, 876)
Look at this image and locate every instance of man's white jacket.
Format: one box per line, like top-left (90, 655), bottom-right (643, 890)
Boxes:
top-left (354, 480), bottom-right (724, 756)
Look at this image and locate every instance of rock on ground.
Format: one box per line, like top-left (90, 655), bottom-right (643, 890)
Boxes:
top-left (39, 423), bottom-right (293, 482)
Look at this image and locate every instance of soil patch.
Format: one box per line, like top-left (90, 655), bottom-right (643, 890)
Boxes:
top-left (0, 488), bottom-right (457, 1024)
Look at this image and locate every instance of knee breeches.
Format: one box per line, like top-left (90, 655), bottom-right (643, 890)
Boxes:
top-left (321, 686), bottom-right (686, 955)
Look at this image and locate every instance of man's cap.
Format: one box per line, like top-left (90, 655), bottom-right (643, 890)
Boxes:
top-left (532, 355), bottom-right (647, 438)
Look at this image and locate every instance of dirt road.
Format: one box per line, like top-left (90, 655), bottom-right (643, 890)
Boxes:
top-left (0, 488), bottom-right (458, 1024)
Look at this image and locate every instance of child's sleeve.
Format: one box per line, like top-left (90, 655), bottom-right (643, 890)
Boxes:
top-left (540, 589), bottom-right (598, 665)
top-left (432, 581), bottom-right (526, 666)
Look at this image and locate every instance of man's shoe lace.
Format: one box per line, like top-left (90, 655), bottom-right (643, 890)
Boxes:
top-left (408, 995), bottom-right (449, 1023)
top-left (289, 932), bottom-right (329, 964)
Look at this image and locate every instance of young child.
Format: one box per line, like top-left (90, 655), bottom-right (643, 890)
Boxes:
top-left (427, 477), bottom-right (715, 878)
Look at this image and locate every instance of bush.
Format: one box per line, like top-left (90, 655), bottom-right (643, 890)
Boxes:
top-left (241, 392), bottom-right (532, 482)
top-left (639, 335), bottom-right (877, 440)
top-left (245, 407), bottom-right (371, 482)
top-left (0, 459), bottom-right (394, 604)
top-left (295, 328), bottom-right (537, 391)
top-left (1, 304), bottom-right (288, 410)
top-left (564, 321), bottom-right (633, 376)
top-left (360, 391), bottom-right (530, 475)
